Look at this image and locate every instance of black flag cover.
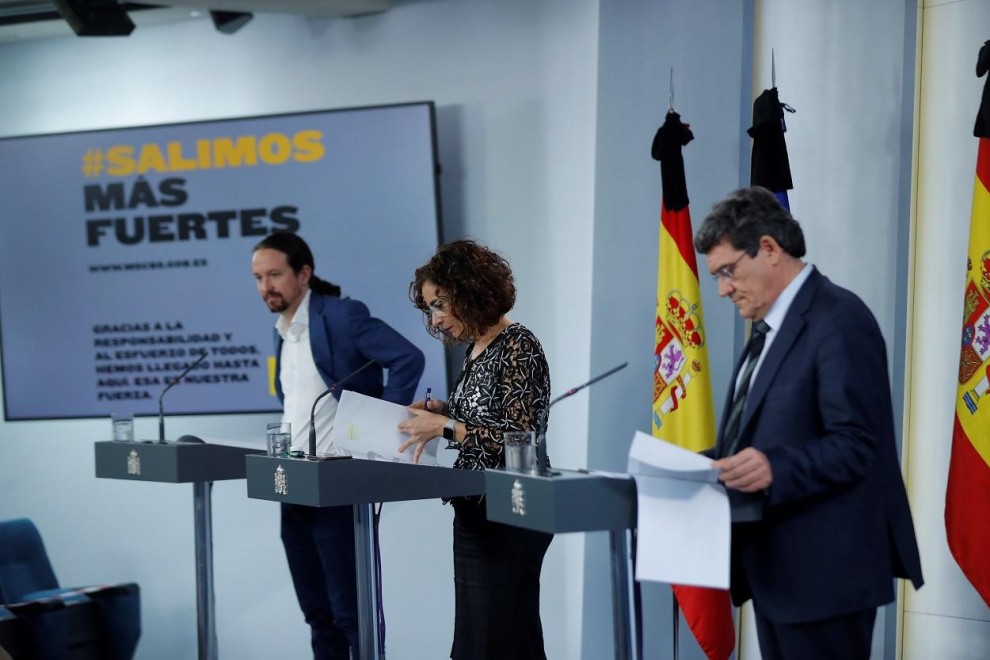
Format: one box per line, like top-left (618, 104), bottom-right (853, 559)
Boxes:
top-left (976, 39), bottom-right (990, 138)
top-left (651, 110), bottom-right (694, 212)
top-left (748, 87), bottom-right (794, 195)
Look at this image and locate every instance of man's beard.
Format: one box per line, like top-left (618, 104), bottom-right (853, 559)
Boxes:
top-left (265, 293), bottom-right (289, 313)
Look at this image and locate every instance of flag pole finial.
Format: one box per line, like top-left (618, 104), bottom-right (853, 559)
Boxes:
top-left (669, 67), bottom-right (675, 112)
top-left (772, 48), bottom-right (776, 88)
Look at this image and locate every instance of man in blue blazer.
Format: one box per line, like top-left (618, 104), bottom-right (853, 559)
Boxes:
top-left (252, 232), bottom-right (424, 660)
top-left (694, 187), bottom-right (923, 660)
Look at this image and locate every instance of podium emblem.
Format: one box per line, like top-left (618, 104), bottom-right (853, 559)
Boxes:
top-left (511, 479), bottom-right (526, 516)
top-left (274, 465), bottom-right (287, 496)
top-left (126, 450), bottom-right (141, 476)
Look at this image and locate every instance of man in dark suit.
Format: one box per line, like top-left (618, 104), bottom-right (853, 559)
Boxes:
top-left (693, 187), bottom-right (923, 660)
top-left (252, 232), bottom-right (425, 660)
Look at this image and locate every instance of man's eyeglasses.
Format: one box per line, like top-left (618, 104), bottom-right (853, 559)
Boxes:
top-left (711, 252), bottom-right (748, 282)
top-left (421, 296), bottom-right (451, 318)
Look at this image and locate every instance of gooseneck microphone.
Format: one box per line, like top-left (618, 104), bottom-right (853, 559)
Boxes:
top-left (158, 351), bottom-right (209, 443)
top-left (307, 359), bottom-right (378, 459)
top-left (533, 361), bottom-right (628, 474)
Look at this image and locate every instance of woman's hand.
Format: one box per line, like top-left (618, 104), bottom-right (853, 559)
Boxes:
top-left (407, 398), bottom-right (449, 415)
top-left (398, 403), bottom-right (449, 464)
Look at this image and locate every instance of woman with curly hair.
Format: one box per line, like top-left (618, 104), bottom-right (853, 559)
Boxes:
top-left (399, 239), bottom-right (553, 660)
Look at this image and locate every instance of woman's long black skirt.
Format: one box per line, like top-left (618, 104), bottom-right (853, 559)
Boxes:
top-left (450, 497), bottom-right (554, 660)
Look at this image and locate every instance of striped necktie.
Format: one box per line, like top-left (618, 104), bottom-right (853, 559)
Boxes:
top-left (721, 319), bottom-right (771, 458)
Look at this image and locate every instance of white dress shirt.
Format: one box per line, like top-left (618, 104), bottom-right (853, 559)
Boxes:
top-left (276, 289), bottom-right (340, 455)
top-left (745, 262), bottom-right (813, 385)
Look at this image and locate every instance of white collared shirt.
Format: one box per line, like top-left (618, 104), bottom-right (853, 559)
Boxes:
top-left (747, 262), bottom-right (813, 383)
top-left (276, 289), bottom-right (339, 455)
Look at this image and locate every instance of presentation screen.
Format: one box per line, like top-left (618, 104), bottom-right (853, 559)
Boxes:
top-left (0, 102), bottom-right (445, 421)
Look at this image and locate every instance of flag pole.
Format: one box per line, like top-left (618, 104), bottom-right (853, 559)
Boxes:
top-left (664, 68), bottom-right (680, 660)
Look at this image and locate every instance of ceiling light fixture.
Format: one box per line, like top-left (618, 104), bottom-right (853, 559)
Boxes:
top-left (209, 9), bottom-right (251, 35)
top-left (53, 0), bottom-right (135, 36)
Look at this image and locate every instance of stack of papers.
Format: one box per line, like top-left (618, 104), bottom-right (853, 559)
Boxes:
top-left (627, 431), bottom-right (730, 589)
top-left (331, 390), bottom-right (439, 466)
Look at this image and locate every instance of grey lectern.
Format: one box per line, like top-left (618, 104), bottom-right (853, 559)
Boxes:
top-left (95, 440), bottom-right (261, 660)
top-left (245, 455), bottom-right (484, 660)
top-left (486, 468), bottom-right (639, 660)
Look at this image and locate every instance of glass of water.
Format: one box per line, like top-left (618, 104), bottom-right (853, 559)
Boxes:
top-left (111, 413), bottom-right (134, 442)
top-left (504, 431), bottom-right (536, 472)
top-left (266, 422), bottom-right (292, 457)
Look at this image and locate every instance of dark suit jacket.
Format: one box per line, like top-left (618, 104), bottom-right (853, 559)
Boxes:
top-left (716, 267), bottom-right (923, 624)
top-left (273, 291), bottom-right (425, 406)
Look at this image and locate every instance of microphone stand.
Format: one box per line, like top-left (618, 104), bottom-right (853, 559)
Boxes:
top-left (533, 361), bottom-right (628, 475)
top-left (158, 351), bottom-right (209, 443)
top-left (307, 359), bottom-right (378, 459)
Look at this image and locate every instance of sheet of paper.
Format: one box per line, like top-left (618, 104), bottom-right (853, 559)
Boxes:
top-left (627, 430), bottom-right (719, 482)
top-left (332, 390), bottom-right (439, 466)
top-left (627, 431), bottom-right (730, 589)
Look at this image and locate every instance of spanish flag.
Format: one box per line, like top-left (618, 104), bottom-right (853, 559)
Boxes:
top-left (651, 111), bottom-right (734, 660)
top-left (946, 39), bottom-right (990, 608)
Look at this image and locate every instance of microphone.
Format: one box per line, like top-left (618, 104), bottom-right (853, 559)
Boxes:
top-left (533, 361), bottom-right (628, 475)
top-left (158, 351), bottom-right (209, 443)
top-left (307, 359), bottom-right (377, 459)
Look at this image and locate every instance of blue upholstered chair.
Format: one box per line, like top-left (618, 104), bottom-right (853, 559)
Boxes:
top-left (0, 518), bottom-right (140, 660)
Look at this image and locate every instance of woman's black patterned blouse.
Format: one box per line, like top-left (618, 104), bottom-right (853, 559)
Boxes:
top-left (447, 323), bottom-right (551, 471)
